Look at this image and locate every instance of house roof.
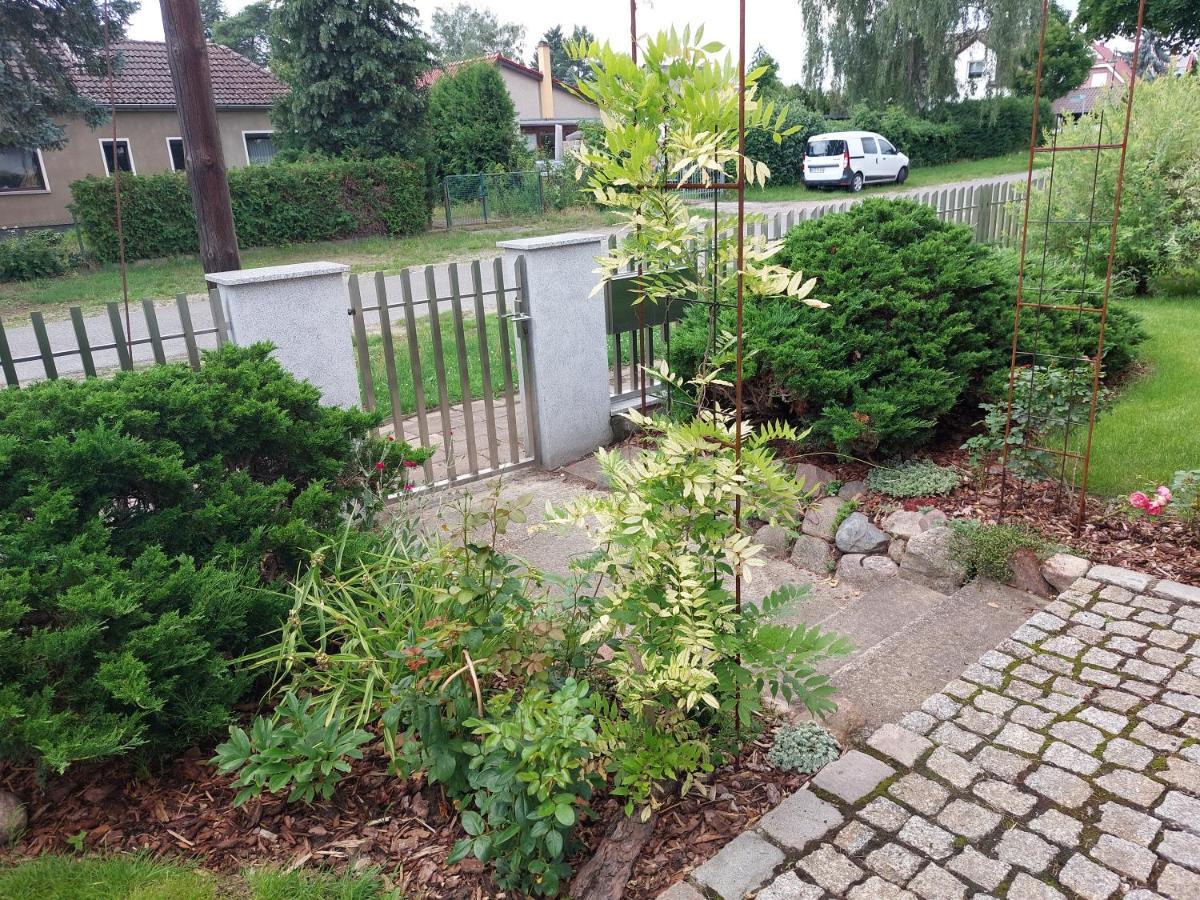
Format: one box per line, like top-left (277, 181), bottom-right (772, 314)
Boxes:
top-left (418, 54), bottom-right (579, 94)
top-left (1053, 86), bottom-right (1113, 116)
top-left (1090, 41), bottom-right (1133, 83)
top-left (72, 40), bottom-right (287, 108)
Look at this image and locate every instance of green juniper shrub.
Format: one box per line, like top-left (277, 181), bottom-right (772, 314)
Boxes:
top-left (670, 200), bottom-right (1144, 457)
top-left (766, 722), bottom-right (840, 774)
top-left (867, 459), bottom-right (962, 498)
top-left (0, 344), bottom-right (427, 772)
top-left (947, 520), bottom-right (1053, 582)
top-left (0, 229), bottom-right (75, 281)
top-left (69, 156), bottom-right (428, 263)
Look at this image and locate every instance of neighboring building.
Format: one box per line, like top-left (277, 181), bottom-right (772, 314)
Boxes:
top-left (421, 42), bottom-right (600, 161)
top-left (0, 40), bottom-right (287, 230)
top-left (955, 39), bottom-right (1001, 99)
top-left (1053, 42), bottom-right (1133, 119)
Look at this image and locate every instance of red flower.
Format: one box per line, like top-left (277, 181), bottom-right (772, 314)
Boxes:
top-left (402, 460), bottom-right (418, 468)
top-left (387, 435), bottom-right (395, 442)
top-left (374, 461), bottom-right (386, 471)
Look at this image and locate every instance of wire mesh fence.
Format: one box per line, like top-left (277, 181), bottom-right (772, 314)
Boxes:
top-left (442, 170), bottom-right (545, 228)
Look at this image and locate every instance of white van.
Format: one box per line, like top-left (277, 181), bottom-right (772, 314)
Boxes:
top-left (802, 131), bottom-right (910, 192)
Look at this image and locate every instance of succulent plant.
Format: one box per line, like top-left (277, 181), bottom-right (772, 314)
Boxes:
top-left (767, 722), bottom-right (841, 774)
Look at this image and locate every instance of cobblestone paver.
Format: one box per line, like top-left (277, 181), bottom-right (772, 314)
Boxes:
top-left (680, 566), bottom-right (1200, 899)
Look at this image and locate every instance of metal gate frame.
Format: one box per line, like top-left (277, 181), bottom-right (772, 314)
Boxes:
top-left (348, 255), bottom-right (539, 491)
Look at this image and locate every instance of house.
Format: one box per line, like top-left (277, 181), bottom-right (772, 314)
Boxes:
top-left (955, 39), bottom-right (1000, 99)
top-left (0, 40), bottom-right (287, 230)
top-left (420, 42), bottom-right (599, 162)
top-left (1053, 42), bottom-right (1133, 120)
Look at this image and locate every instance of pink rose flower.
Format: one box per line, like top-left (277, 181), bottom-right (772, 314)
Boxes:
top-left (1146, 501), bottom-right (1165, 516)
top-left (1155, 486), bottom-right (1172, 503)
top-left (1129, 491), bottom-right (1151, 510)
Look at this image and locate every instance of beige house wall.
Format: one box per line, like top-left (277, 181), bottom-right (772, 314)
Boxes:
top-left (496, 67), bottom-right (598, 124)
top-left (2, 108), bottom-right (274, 229)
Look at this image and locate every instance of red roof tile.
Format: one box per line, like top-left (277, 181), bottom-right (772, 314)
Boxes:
top-left (72, 40), bottom-right (287, 108)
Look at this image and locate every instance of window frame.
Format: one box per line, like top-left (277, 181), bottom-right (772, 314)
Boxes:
top-left (968, 59), bottom-right (987, 79)
top-left (241, 130), bottom-right (277, 165)
top-left (878, 138), bottom-right (897, 156)
top-left (166, 136), bottom-right (186, 172)
top-left (0, 147), bottom-right (52, 195)
top-left (98, 137), bottom-right (136, 176)
top-left (861, 136), bottom-right (878, 154)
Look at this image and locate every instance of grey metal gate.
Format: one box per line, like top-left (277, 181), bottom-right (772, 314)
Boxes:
top-left (347, 256), bottom-right (538, 490)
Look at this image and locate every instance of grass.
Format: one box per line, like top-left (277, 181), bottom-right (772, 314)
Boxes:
top-left (363, 312), bottom-right (516, 418)
top-left (1073, 294), bottom-right (1200, 496)
top-left (0, 854), bottom-right (396, 899)
top-left (743, 151), bottom-right (1046, 203)
top-left (0, 206), bottom-right (614, 323)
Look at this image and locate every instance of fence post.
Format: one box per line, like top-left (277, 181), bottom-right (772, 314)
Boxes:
top-left (444, 181), bottom-right (452, 230)
top-left (480, 175), bottom-right (489, 224)
top-left (497, 232), bottom-right (612, 468)
top-left (976, 182), bottom-right (994, 242)
top-left (206, 261), bottom-right (360, 409)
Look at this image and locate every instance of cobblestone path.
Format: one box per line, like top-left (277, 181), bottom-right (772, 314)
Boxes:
top-left (665, 565), bottom-right (1200, 900)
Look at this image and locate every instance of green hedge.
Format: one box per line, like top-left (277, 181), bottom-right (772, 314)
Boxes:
top-left (70, 156), bottom-right (428, 263)
top-left (849, 97), bottom-right (1051, 167)
top-left (0, 230), bottom-right (76, 282)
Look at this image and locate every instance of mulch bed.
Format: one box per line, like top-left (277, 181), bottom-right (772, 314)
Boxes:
top-left (783, 444), bottom-right (1200, 585)
top-left (0, 728), bottom-right (805, 898)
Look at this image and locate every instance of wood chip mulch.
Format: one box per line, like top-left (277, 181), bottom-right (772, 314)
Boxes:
top-left (786, 445), bottom-right (1200, 585)
top-left (0, 728), bottom-right (807, 898)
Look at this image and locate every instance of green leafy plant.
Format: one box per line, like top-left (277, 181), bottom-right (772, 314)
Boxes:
top-left (1166, 470), bottom-right (1200, 534)
top-left (0, 229), bottom-right (75, 281)
top-left (0, 344), bottom-right (425, 772)
top-left (963, 364), bottom-right (1111, 480)
top-left (867, 459), bottom-right (962, 498)
top-left (69, 157), bottom-right (427, 263)
top-left (428, 61), bottom-right (530, 182)
top-left (947, 521), bottom-right (1052, 582)
top-left (448, 679), bottom-right (601, 897)
top-left (767, 722), bottom-right (840, 774)
top-left (212, 692), bottom-right (372, 806)
top-left (832, 499), bottom-right (860, 530)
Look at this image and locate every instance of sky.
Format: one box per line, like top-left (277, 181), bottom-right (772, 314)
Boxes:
top-left (128, 0), bottom-right (814, 80)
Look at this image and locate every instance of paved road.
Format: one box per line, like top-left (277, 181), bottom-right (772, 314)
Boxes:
top-left (2, 170), bottom-right (1031, 385)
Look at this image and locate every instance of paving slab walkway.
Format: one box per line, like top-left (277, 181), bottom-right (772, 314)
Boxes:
top-left (666, 565), bottom-right (1200, 900)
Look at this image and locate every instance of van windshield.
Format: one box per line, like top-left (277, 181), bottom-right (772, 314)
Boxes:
top-left (806, 139), bottom-right (847, 157)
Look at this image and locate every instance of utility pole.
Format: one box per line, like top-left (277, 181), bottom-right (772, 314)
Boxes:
top-left (159, 0), bottom-right (241, 274)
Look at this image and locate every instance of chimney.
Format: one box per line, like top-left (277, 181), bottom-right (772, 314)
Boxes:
top-left (536, 40), bottom-right (555, 119)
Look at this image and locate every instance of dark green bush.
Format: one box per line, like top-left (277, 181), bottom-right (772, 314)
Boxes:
top-left (670, 199), bottom-right (1143, 456)
top-left (745, 105), bottom-right (828, 185)
top-left (0, 344), bottom-right (401, 772)
top-left (0, 230), bottom-right (74, 281)
top-left (849, 96), bottom-right (1051, 167)
top-left (69, 156), bottom-right (428, 263)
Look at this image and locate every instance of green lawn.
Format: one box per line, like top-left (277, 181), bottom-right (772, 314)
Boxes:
top-left (1078, 295), bottom-right (1200, 496)
top-left (744, 151), bottom-right (1046, 203)
top-left (0, 854), bottom-right (395, 899)
top-left (0, 206), bottom-right (614, 322)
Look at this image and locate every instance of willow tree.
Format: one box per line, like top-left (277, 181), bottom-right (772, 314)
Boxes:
top-left (798, 0), bottom-right (1042, 110)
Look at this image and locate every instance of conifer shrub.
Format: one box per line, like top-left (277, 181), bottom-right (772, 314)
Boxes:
top-left (0, 344), bottom-right (424, 772)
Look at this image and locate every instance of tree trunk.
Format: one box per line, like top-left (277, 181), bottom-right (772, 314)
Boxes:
top-left (569, 810), bottom-right (658, 900)
top-left (159, 0), bottom-right (241, 275)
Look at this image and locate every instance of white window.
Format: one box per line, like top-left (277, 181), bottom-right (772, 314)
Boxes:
top-left (1090, 71), bottom-right (1109, 86)
top-left (0, 148), bottom-right (49, 193)
top-left (242, 131), bottom-right (276, 165)
top-left (166, 137), bottom-right (186, 172)
top-left (861, 136), bottom-right (878, 154)
top-left (968, 60), bottom-right (986, 78)
top-left (99, 138), bottom-right (135, 175)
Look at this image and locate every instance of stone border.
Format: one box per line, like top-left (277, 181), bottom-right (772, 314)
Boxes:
top-left (661, 563), bottom-right (1200, 899)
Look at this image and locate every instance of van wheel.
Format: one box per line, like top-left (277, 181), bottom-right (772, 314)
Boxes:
top-left (849, 172), bottom-right (864, 193)
top-left (896, 166), bottom-right (908, 184)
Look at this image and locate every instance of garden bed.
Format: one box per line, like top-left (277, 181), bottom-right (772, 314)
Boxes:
top-left (783, 444), bottom-right (1200, 585)
top-left (0, 727), bottom-right (806, 898)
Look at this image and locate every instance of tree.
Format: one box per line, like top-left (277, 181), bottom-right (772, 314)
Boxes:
top-left (796, 0), bottom-right (1042, 110)
top-left (1075, 0), bottom-right (1199, 53)
top-left (427, 61), bottom-right (524, 178)
top-left (0, 0), bottom-right (136, 150)
top-left (211, 0), bottom-right (273, 66)
top-left (271, 0), bottom-right (433, 159)
top-left (1012, 3), bottom-right (1092, 100)
top-left (199, 0), bottom-right (226, 34)
top-left (431, 3), bottom-right (524, 61)
top-left (533, 24), bottom-right (596, 84)
top-left (750, 46), bottom-right (785, 96)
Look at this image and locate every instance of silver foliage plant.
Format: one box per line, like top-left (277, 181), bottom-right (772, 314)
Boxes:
top-left (767, 721), bottom-right (841, 774)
